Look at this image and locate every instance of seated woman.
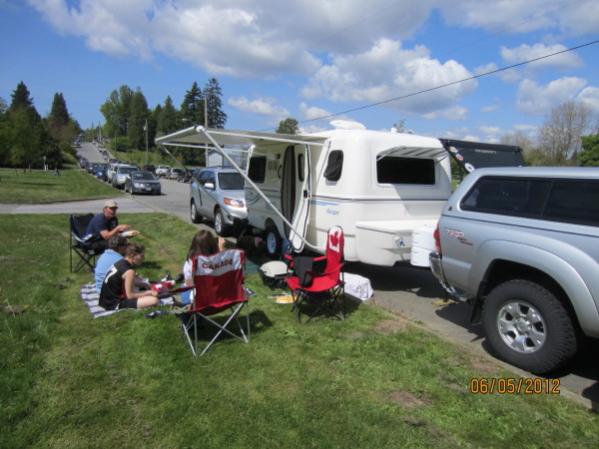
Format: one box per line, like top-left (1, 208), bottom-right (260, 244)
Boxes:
top-left (178, 230), bottom-right (227, 305)
top-left (99, 243), bottom-right (159, 310)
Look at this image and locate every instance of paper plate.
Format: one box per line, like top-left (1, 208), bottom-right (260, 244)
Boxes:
top-left (274, 295), bottom-right (294, 304)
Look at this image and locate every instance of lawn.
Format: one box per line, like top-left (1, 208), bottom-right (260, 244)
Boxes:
top-left (0, 167), bottom-right (119, 203)
top-left (113, 149), bottom-right (180, 167)
top-left (1, 213), bottom-right (598, 449)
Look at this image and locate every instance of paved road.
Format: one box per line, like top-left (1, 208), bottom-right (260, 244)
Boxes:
top-left (76, 142), bottom-right (107, 163)
top-left (2, 168), bottom-right (597, 409)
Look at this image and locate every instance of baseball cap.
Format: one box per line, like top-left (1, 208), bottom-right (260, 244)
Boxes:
top-left (104, 199), bottom-right (118, 209)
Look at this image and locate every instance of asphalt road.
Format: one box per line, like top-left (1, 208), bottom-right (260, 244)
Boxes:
top-left (3, 145), bottom-right (598, 409)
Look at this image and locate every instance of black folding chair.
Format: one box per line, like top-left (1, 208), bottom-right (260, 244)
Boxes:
top-left (69, 214), bottom-right (101, 272)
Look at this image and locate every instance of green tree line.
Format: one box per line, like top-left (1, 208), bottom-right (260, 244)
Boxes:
top-left (0, 82), bottom-right (81, 169)
top-left (99, 78), bottom-right (227, 165)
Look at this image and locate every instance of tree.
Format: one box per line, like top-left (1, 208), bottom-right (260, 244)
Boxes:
top-left (180, 82), bottom-right (204, 126)
top-left (9, 81), bottom-right (35, 113)
top-left (127, 89), bottom-right (149, 150)
top-left (158, 96), bottom-right (178, 135)
top-left (578, 135), bottom-right (599, 167)
top-left (538, 101), bottom-right (594, 165)
top-left (100, 85), bottom-right (134, 138)
top-left (276, 118), bottom-right (299, 134)
top-left (204, 78), bottom-right (227, 128)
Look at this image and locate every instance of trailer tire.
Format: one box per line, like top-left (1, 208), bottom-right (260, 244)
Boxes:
top-left (265, 225), bottom-right (281, 259)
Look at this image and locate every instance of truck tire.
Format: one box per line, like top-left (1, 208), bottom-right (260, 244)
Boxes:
top-left (265, 225), bottom-right (281, 259)
top-left (190, 200), bottom-right (201, 224)
top-left (482, 279), bottom-right (577, 374)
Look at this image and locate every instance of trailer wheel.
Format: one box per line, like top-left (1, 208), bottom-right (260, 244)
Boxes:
top-left (482, 279), bottom-right (577, 374)
top-left (265, 225), bottom-right (281, 259)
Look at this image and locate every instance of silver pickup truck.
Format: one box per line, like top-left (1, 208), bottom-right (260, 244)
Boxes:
top-left (430, 167), bottom-right (599, 374)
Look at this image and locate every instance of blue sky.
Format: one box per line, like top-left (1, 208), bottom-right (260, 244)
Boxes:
top-left (1, 0), bottom-right (597, 143)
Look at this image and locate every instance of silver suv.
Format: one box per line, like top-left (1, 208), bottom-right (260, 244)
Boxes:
top-left (189, 167), bottom-right (248, 236)
top-left (430, 167), bottom-right (599, 374)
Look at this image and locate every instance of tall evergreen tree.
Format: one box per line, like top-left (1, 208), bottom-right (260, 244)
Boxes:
top-left (47, 93), bottom-right (71, 141)
top-left (204, 78), bottom-right (227, 128)
top-left (127, 89), bottom-right (149, 150)
top-left (158, 96), bottom-right (178, 134)
top-left (9, 81), bottom-right (36, 113)
top-left (180, 82), bottom-right (204, 126)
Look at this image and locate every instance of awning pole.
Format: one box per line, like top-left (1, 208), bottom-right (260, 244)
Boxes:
top-left (197, 126), bottom-right (317, 251)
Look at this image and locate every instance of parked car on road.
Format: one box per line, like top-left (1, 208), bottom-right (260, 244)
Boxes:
top-left (430, 167), bottom-right (599, 374)
top-left (168, 167), bottom-right (185, 180)
top-left (190, 167), bottom-right (247, 236)
top-left (125, 171), bottom-right (161, 195)
top-left (112, 165), bottom-right (138, 189)
top-left (92, 163), bottom-right (108, 182)
top-left (155, 165), bottom-right (170, 177)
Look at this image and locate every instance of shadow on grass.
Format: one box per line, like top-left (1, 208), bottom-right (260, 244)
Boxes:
top-left (292, 293), bottom-right (362, 323)
top-left (180, 309), bottom-right (273, 343)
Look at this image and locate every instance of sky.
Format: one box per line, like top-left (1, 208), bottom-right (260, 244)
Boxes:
top-left (0, 0), bottom-right (598, 143)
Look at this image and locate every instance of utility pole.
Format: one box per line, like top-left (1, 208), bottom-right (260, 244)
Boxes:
top-left (204, 95), bottom-right (208, 128)
top-left (144, 118), bottom-right (148, 166)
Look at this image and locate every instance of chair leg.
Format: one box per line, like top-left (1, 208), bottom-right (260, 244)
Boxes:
top-left (181, 317), bottom-right (197, 357)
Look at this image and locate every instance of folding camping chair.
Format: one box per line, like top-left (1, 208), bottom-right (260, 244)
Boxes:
top-left (69, 214), bottom-right (101, 273)
top-left (180, 249), bottom-right (250, 357)
top-left (285, 226), bottom-right (345, 322)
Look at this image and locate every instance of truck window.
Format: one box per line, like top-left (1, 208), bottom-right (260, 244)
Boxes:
top-left (377, 156), bottom-right (435, 184)
top-left (544, 180), bottom-right (599, 226)
top-left (324, 150), bottom-right (343, 181)
top-left (248, 156), bottom-right (266, 183)
top-left (461, 177), bottom-right (551, 217)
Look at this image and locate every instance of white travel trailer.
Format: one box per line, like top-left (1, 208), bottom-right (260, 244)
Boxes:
top-left (156, 124), bottom-right (522, 267)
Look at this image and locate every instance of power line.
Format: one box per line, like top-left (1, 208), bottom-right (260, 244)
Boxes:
top-left (299, 39), bottom-right (599, 126)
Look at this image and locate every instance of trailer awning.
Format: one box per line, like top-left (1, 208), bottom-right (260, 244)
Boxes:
top-left (155, 126), bottom-right (328, 148)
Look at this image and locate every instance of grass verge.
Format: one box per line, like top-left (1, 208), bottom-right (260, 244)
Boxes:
top-left (1, 213), bottom-right (598, 449)
top-left (0, 168), bottom-right (119, 204)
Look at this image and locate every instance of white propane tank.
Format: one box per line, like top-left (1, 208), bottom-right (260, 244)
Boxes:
top-left (410, 223), bottom-right (437, 267)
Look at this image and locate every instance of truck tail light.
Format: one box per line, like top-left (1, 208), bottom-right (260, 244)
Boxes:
top-left (433, 222), bottom-right (442, 255)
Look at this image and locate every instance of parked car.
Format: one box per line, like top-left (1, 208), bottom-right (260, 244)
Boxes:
top-left (111, 165), bottom-right (138, 189)
top-left (143, 164), bottom-right (156, 173)
top-left (79, 158), bottom-right (89, 170)
top-left (190, 167), bottom-right (248, 236)
top-left (92, 163), bottom-right (108, 182)
top-left (155, 165), bottom-right (170, 177)
top-left (168, 167), bottom-right (185, 180)
top-left (125, 171), bottom-right (161, 195)
top-left (430, 167), bottom-right (599, 374)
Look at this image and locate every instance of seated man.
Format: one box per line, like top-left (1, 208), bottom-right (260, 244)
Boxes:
top-left (85, 200), bottom-right (132, 253)
top-left (94, 235), bottom-right (128, 293)
top-left (99, 243), bottom-right (159, 310)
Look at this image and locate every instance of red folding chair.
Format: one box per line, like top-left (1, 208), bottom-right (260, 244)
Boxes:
top-left (180, 249), bottom-right (250, 357)
top-left (286, 226), bottom-right (345, 322)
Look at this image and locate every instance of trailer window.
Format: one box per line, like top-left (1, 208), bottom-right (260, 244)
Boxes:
top-left (377, 156), bottom-right (435, 184)
top-left (248, 156), bottom-right (266, 183)
top-left (324, 150), bottom-right (343, 181)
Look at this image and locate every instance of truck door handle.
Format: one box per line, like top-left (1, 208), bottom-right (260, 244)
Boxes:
top-left (303, 190), bottom-right (308, 198)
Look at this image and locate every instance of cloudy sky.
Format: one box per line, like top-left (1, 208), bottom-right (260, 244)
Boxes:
top-left (1, 0), bottom-right (597, 141)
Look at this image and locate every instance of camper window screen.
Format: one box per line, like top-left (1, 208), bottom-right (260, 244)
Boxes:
top-left (248, 156), bottom-right (266, 183)
top-left (324, 150), bottom-right (343, 181)
top-left (377, 156), bottom-right (435, 185)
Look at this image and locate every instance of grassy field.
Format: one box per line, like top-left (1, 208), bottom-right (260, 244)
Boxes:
top-left (113, 149), bottom-right (180, 167)
top-left (0, 167), bottom-right (119, 204)
top-left (1, 213), bottom-right (598, 449)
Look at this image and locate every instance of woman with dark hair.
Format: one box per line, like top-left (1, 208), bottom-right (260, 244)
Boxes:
top-left (178, 230), bottom-right (226, 305)
top-left (99, 243), bottom-right (159, 310)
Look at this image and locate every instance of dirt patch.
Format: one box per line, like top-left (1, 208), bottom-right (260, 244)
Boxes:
top-left (388, 390), bottom-right (431, 409)
top-left (374, 319), bottom-right (408, 335)
top-left (470, 356), bottom-right (498, 374)
top-left (344, 331), bottom-right (366, 340)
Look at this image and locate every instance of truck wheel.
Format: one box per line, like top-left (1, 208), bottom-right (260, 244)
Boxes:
top-left (214, 208), bottom-right (229, 237)
top-left (265, 225), bottom-right (281, 259)
top-left (190, 200), bottom-right (201, 224)
top-left (482, 279), bottom-right (577, 374)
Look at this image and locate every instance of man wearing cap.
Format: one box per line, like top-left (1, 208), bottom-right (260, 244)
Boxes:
top-left (85, 200), bottom-right (131, 253)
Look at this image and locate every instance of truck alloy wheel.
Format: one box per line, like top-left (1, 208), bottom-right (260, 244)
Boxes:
top-left (482, 279), bottom-right (577, 374)
top-left (190, 201), bottom-right (201, 223)
top-left (214, 209), bottom-right (229, 236)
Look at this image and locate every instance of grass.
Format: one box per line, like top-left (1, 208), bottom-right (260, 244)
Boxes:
top-left (0, 167), bottom-right (119, 204)
top-left (1, 213), bottom-right (598, 449)
top-left (113, 149), bottom-right (179, 167)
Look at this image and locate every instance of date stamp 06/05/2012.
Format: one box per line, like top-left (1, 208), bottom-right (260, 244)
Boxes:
top-left (469, 377), bottom-right (561, 395)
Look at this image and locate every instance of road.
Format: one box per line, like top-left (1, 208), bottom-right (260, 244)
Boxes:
top-left (3, 146), bottom-right (597, 409)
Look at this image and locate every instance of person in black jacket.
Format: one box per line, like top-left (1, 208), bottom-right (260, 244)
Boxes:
top-left (99, 243), bottom-right (158, 310)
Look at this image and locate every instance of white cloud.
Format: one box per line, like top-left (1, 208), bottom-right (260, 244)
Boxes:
top-left (517, 77), bottom-right (588, 114)
top-left (228, 97), bottom-right (289, 119)
top-left (480, 126), bottom-right (501, 135)
top-left (474, 63), bottom-right (498, 76)
top-left (500, 43), bottom-right (583, 70)
top-left (299, 124), bottom-right (328, 134)
top-left (423, 106), bottom-right (468, 120)
top-left (463, 134), bottom-right (481, 142)
top-left (299, 102), bottom-right (331, 120)
top-left (578, 87), bottom-right (599, 112)
top-left (302, 38), bottom-right (476, 115)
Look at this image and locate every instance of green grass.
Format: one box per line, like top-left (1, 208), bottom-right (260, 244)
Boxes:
top-left (0, 168), bottom-right (119, 204)
top-left (113, 149), bottom-right (178, 167)
top-left (1, 213), bottom-right (598, 449)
